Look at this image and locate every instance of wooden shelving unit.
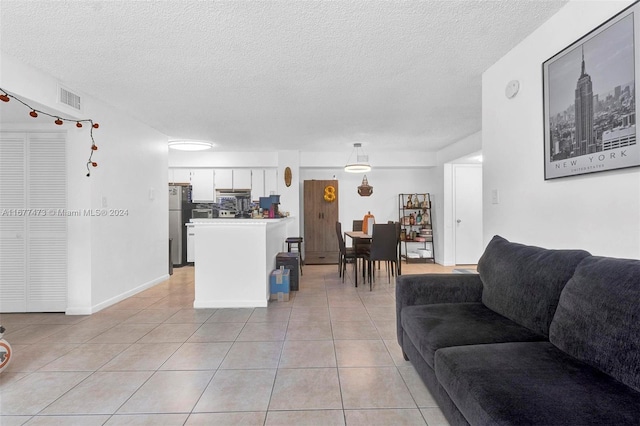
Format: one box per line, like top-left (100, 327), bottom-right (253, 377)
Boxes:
top-left (399, 193), bottom-right (435, 263)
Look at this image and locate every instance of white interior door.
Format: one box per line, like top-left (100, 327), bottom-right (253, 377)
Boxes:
top-left (454, 164), bottom-right (483, 265)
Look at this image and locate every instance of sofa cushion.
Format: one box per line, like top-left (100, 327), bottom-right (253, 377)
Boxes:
top-left (435, 341), bottom-right (640, 425)
top-left (477, 235), bottom-right (591, 337)
top-left (550, 256), bottom-right (640, 393)
top-left (395, 273), bottom-right (484, 349)
top-left (401, 303), bottom-right (545, 368)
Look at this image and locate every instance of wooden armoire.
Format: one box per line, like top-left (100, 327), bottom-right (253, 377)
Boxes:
top-left (303, 180), bottom-right (339, 264)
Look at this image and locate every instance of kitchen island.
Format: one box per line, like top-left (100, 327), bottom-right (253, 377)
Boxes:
top-left (190, 217), bottom-right (296, 308)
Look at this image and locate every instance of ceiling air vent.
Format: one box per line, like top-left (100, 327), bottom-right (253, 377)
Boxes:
top-left (58, 85), bottom-right (82, 111)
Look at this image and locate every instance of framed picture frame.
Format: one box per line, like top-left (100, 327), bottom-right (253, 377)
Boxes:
top-left (543, 2), bottom-right (639, 180)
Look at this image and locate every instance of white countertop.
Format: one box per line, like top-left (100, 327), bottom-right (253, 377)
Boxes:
top-left (188, 217), bottom-right (293, 226)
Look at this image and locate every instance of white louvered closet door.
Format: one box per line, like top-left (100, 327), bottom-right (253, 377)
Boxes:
top-left (0, 133), bottom-right (27, 312)
top-left (0, 132), bottom-right (67, 312)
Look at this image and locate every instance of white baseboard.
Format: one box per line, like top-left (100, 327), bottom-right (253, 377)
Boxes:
top-left (65, 306), bottom-right (93, 315)
top-left (193, 299), bottom-right (268, 309)
top-left (65, 274), bottom-right (170, 315)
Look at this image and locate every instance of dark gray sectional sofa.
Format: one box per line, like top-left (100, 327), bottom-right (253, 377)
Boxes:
top-left (396, 235), bottom-right (640, 425)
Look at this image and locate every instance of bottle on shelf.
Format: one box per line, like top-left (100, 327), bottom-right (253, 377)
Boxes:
top-left (409, 212), bottom-right (415, 226)
top-left (416, 210), bottom-right (423, 225)
top-left (406, 194), bottom-right (413, 209)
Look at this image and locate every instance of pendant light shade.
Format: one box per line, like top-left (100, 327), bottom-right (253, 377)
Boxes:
top-left (344, 143), bottom-right (371, 173)
top-left (358, 175), bottom-right (373, 196)
top-left (168, 139), bottom-right (214, 151)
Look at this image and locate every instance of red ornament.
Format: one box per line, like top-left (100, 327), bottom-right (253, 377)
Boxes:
top-left (92, 162), bottom-right (98, 167)
top-left (30, 110), bottom-right (38, 118)
top-left (76, 122), bottom-right (83, 128)
top-left (91, 145), bottom-right (98, 151)
top-left (0, 94), bottom-right (9, 102)
top-left (54, 118), bottom-right (63, 125)
top-left (92, 123), bottom-right (99, 129)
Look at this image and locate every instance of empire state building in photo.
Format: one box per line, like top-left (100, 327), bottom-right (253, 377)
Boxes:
top-left (574, 46), bottom-right (596, 156)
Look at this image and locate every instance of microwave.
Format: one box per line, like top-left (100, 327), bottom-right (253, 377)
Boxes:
top-left (192, 209), bottom-right (213, 219)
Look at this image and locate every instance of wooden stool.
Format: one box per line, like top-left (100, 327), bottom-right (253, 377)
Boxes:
top-left (285, 237), bottom-right (303, 275)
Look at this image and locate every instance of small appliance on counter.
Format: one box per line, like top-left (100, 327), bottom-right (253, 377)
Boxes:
top-left (192, 203), bottom-right (215, 219)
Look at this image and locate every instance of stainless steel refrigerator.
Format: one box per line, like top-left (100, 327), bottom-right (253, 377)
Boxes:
top-left (169, 184), bottom-right (192, 266)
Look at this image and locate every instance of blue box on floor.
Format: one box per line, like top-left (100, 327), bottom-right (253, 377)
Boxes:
top-left (270, 268), bottom-right (290, 301)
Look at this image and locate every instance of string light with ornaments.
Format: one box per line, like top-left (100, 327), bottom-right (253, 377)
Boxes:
top-left (0, 87), bottom-right (100, 176)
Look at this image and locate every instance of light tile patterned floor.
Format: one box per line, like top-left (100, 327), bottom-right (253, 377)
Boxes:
top-left (0, 262), bottom-right (459, 425)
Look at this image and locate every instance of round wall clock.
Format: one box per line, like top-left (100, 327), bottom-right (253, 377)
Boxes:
top-left (284, 167), bottom-right (292, 187)
top-left (505, 80), bottom-right (520, 99)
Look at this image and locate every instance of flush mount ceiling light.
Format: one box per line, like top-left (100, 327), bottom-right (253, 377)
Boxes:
top-left (168, 139), bottom-right (214, 151)
top-left (344, 143), bottom-right (371, 173)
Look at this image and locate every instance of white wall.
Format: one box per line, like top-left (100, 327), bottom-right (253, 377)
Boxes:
top-left (1, 51), bottom-right (169, 313)
top-left (168, 150), bottom-right (278, 168)
top-left (277, 151), bottom-right (301, 237)
top-left (299, 167), bottom-right (438, 254)
top-left (88, 100), bottom-right (169, 310)
top-left (482, 0), bottom-right (640, 258)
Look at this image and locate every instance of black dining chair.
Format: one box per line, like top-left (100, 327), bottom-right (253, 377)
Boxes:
top-left (352, 219), bottom-right (372, 276)
top-left (335, 222), bottom-right (357, 283)
top-left (364, 223), bottom-right (399, 290)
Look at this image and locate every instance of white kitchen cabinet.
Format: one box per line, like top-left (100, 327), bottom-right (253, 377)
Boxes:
top-left (215, 169), bottom-right (233, 189)
top-left (170, 168), bottom-right (191, 184)
top-left (233, 169), bottom-right (252, 190)
top-left (191, 169), bottom-right (214, 202)
top-left (265, 168), bottom-right (278, 195)
top-left (251, 169), bottom-right (265, 200)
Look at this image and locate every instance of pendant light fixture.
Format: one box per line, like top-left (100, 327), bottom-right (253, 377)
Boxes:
top-left (344, 143), bottom-right (371, 173)
top-left (168, 139), bottom-right (214, 151)
top-left (357, 175), bottom-right (373, 196)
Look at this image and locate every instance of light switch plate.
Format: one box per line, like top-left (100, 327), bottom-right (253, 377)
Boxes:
top-left (491, 190), bottom-right (499, 204)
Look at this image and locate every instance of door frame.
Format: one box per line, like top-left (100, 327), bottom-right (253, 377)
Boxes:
top-left (452, 163), bottom-right (483, 265)
top-left (442, 155), bottom-right (483, 266)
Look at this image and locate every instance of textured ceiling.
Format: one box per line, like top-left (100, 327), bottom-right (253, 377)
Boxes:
top-left (0, 0), bottom-right (567, 152)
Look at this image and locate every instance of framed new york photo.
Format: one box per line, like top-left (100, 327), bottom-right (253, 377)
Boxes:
top-left (543, 2), bottom-right (640, 180)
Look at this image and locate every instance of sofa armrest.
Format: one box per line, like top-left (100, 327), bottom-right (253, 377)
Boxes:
top-left (396, 273), bottom-right (484, 348)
